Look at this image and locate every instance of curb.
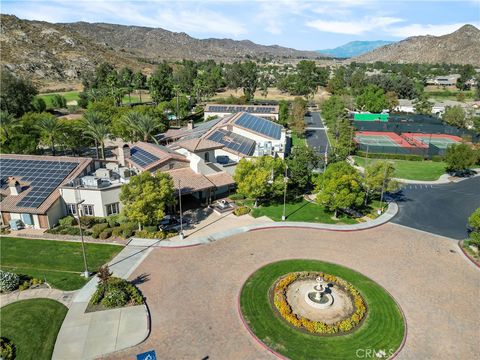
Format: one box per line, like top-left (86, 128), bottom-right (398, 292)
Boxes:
top-left (457, 240), bottom-right (480, 269)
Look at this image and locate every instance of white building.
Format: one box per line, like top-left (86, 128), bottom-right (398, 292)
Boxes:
top-left (204, 104), bottom-right (279, 121)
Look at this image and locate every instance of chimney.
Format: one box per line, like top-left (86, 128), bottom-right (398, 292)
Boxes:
top-left (187, 120), bottom-right (194, 130)
top-left (117, 144), bottom-right (131, 167)
top-left (8, 177), bottom-right (22, 195)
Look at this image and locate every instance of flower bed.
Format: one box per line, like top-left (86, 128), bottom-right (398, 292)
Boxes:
top-left (88, 275), bottom-right (143, 312)
top-left (272, 272), bottom-right (367, 335)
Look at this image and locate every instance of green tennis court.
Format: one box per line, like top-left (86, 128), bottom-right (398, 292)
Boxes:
top-left (412, 136), bottom-right (459, 149)
top-left (355, 135), bottom-right (401, 147)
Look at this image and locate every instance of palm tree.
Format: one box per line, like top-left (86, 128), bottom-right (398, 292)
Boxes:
top-left (82, 110), bottom-right (109, 159)
top-left (0, 111), bottom-right (20, 142)
top-left (36, 115), bottom-right (65, 155)
top-left (121, 111), bottom-right (161, 144)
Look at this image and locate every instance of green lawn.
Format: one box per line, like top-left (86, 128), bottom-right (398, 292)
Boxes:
top-left (240, 259), bottom-right (405, 360)
top-left (291, 132), bottom-right (307, 148)
top-left (0, 237), bottom-right (123, 290)
top-left (250, 199), bottom-right (357, 224)
top-left (37, 91), bottom-right (80, 108)
top-left (0, 299), bottom-right (68, 360)
top-left (354, 156), bottom-right (447, 181)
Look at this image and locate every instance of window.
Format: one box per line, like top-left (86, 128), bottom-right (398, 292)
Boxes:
top-left (66, 203), bottom-right (77, 215)
top-left (204, 152), bottom-right (210, 162)
top-left (82, 204), bottom-right (94, 216)
top-left (106, 203), bottom-right (120, 216)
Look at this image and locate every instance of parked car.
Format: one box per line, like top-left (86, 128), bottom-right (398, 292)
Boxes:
top-left (339, 208), bottom-right (364, 218)
top-left (158, 215), bottom-right (182, 231)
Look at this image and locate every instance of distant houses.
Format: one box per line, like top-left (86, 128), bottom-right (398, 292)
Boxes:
top-left (204, 104), bottom-right (279, 121)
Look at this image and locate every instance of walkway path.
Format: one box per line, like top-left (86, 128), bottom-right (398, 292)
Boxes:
top-left (129, 200), bottom-right (398, 248)
top-left (52, 243), bottom-right (153, 360)
top-left (0, 287), bottom-right (76, 308)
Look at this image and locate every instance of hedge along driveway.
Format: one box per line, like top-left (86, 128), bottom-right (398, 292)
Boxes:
top-left (0, 237), bottom-right (123, 290)
top-left (240, 259), bottom-right (405, 360)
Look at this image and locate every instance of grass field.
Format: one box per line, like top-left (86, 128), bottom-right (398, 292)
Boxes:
top-left (37, 91), bottom-right (80, 108)
top-left (291, 132), bottom-right (307, 149)
top-left (240, 259), bottom-right (405, 360)
top-left (354, 156), bottom-right (447, 181)
top-left (0, 237), bottom-right (123, 290)
top-left (250, 199), bottom-right (357, 224)
top-left (0, 299), bottom-right (68, 360)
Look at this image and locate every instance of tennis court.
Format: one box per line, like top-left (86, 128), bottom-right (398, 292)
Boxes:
top-left (355, 131), bottom-right (412, 148)
top-left (403, 133), bottom-right (461, 149)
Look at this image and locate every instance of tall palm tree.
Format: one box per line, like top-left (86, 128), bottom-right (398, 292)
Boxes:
top-left (36, 115), bottom-right (65, 155)
top-left (0, 111), bottom-right (20, 142)
top-left (134, 113), bottom-right (161, 144)
top-left (120, 111), bottom-right (143, 142)
top-left (83, 122), bottom-right (110, 159)
top-left (82, 110), bottom-right (103, 158)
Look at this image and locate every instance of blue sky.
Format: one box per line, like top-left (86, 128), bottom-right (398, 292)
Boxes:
top-left (1, 0), bottom-right (479, 50)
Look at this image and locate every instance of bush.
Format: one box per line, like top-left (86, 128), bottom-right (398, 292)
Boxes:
top-left (0, 271), bottom-right (20, 292)
top-left (0, 337), bottom-right (15, 360)
top-left (355, 151), bottom-right (423, 161)
top-left (117, 222), bottom-right (137, 238)
top-left (59, 215), bottom-right (76, 227)
top-left (90, 277), bottom-right (143, 309)
top-left (234, 206), bottom-right (251, 216)
top-left (228, 193), bottom-right (246, 201)
top-left (143, 225), bottom-right (158, 233)
top-left (99, 228), bottom-right (113, 240)
top-left (135, 230), bottom-right (166, 239)
top-left (106, 215), bottom-right (120, 228)
top-left (46, 225), bottom-right (83, 236)
top-left (101, 288), bottom-right (128, 308)
top-left (80, 216), bottom-right (106, 228)
top-left (91, 223), bottom-right (109, 239)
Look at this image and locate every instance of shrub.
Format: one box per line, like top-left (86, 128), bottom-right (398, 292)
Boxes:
top-left (59, 215), bottom-right (76, 227)
top-left (117, 222), bottom-right (137, 238)
top-left (0, 337), bottom-right (15, 360)
top-left (228, 193), bottom-right (246, 201)
top-left (0, 271), bottom-right (20, 292)
top-left (143, 225), bottom-right (158, 233)
top-left (234, 206), bottom-right (251, 216)
top-left (91, 223), bottom-right (109, 239)
top-left (97, 265), bottom-right (112, 284)
top-left (355, 151), bottom-right (423, 161)
top-left (102, 288), bottom-right (128, 308)
top-left (106, 215), bottom-right (120, 228)
top-left (135, 230), bottom-right (166, 239)
top-left (80, 216), bottom-right (106, 228)
top-left (99, 228), bottom-right (113, 240)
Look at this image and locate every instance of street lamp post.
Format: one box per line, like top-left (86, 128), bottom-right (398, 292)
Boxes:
top-left (281, 165), bottom-right (288, 221)
top-left (178, 179), bottom-right (184, 240)
top-left (75, 199), bottom-right (89, 278)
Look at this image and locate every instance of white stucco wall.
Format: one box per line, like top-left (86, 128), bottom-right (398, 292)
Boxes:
top-left (60, 185), bottom-right (123, 218)
top-left (47, 198), bottom-right (67, 228)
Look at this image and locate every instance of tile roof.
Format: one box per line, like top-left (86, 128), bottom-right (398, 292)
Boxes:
top-left (166, 168), bottom-right (233, 195)
top-left (126, 141), bottom-right (188, 171)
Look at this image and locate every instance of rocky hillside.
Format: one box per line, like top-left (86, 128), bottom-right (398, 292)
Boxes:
top-left (62, 21), bottom-right (322, 62)
top-left (354, 25), bottom-right (480, 65)
top-left (0, 14), bottom-right (323, 84)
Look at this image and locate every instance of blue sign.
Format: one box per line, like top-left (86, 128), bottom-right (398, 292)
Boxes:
top-left (137, 350), bottom-right (157, 360)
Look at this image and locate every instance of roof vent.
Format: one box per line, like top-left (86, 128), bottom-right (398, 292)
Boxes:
top-left (8, 176), bottom-right (22, 195)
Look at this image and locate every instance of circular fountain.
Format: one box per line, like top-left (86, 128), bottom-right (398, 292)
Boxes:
top-left (304, 276), bottom-right (334, 309)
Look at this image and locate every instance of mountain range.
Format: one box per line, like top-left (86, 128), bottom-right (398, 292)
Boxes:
top-left (318, 40), bottom-right (394, 58)
top-left (353, 24), bottom-right (480, 65)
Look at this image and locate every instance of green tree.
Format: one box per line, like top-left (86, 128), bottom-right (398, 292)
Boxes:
top-left (286, 146), bottom-right (321, 194)
top-left (51, 94), bottom-right (67, 109)
top-left (363, 161), bottom-right (399, 206)
top-left (326, 67), bottom-right (346, 95)
top-left (174, 60), bottom-right (197, 94)
top-left (355, 85), bottom-right (388, 113)
top-left (233, 156), bottom-right (285, 206)
top-left (468, 208), bottom-right (480, 232)
top-left (31, 97), bottom-right (47, 112)
top-left (133, 71), bottom-right (147, 102)
top-left (36, 114), bottom-right (66, 155)
top-left (444, 143), bottom-right (476, 172)
top-left (119, 111), bottom-right (162, 143)
top-left (290, 97), bottom-right (307, 135)
top-left (83, 110), bottom-right (105, 158)
top-left (0, 111), bottom-right (20, 143)
top-left (413, 93), bottom-right (433, 115)
top-left (148, 61), bottom-right (174, 103)
top-left (385, 91), bottom-right (399, 112)
top-left (456, 64), bottom-right (475, 91)
top-left (0, 112), bottom-right (41, 154)
top-left (120, 171), bottom-right (176, 230)
top-left (119, 67), bottom-right (134, 104)
top-left (82, 119), bottom-right (110, 159)
top-left (442, 105), bottom-right (466, 128)
top-left (316, 162), bottom-right (365, 217)
top-left (239, 61), bottom-right (258, 101)
top-left (278, 100), bottom-right (290, 127)
top-left (0, 69), bottom-right (38, 117)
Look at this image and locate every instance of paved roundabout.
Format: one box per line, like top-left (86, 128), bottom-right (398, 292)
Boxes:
top-left (106, 223), bottom-right (479, 360)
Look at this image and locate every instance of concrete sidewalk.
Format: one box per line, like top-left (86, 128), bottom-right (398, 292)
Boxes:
top-left (129, 201), bottom-right (398, 248)
top-left (52, 244), bottom-right (153, 360)
top-left (0, 287), bottom-right (76, 308)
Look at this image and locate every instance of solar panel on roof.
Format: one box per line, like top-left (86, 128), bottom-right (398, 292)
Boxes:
top-left (234, 113), bottom-right (282, 140)
top-left (0, 158), bottom-right (78, 209)
top-left (207, 129), bottom-right (255, 156)
top-left (130, 147), bottom-right (160, 168)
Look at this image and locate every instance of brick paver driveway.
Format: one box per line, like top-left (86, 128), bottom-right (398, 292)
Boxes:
top-left (108, 223), bottom-right (479, 360)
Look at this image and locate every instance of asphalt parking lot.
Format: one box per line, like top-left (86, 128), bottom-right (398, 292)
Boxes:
top-left (392, 176), bottom-right (480, 239)
top-left (304, 111), bottom-right (329, 154)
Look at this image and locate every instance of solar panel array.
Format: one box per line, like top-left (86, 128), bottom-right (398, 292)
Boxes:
top-left (207, 105), bottom-right (277, 114)
top-left (181, 118), bottom-right (222, 141)
top-left (207, 129), bottom-right (255, 156)
top-left (130, 147), bottom-right (160, 168)
top-left (234, 113), bottom-right (282, 139)
top-left (0, 158), bottom-right (78, 209)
